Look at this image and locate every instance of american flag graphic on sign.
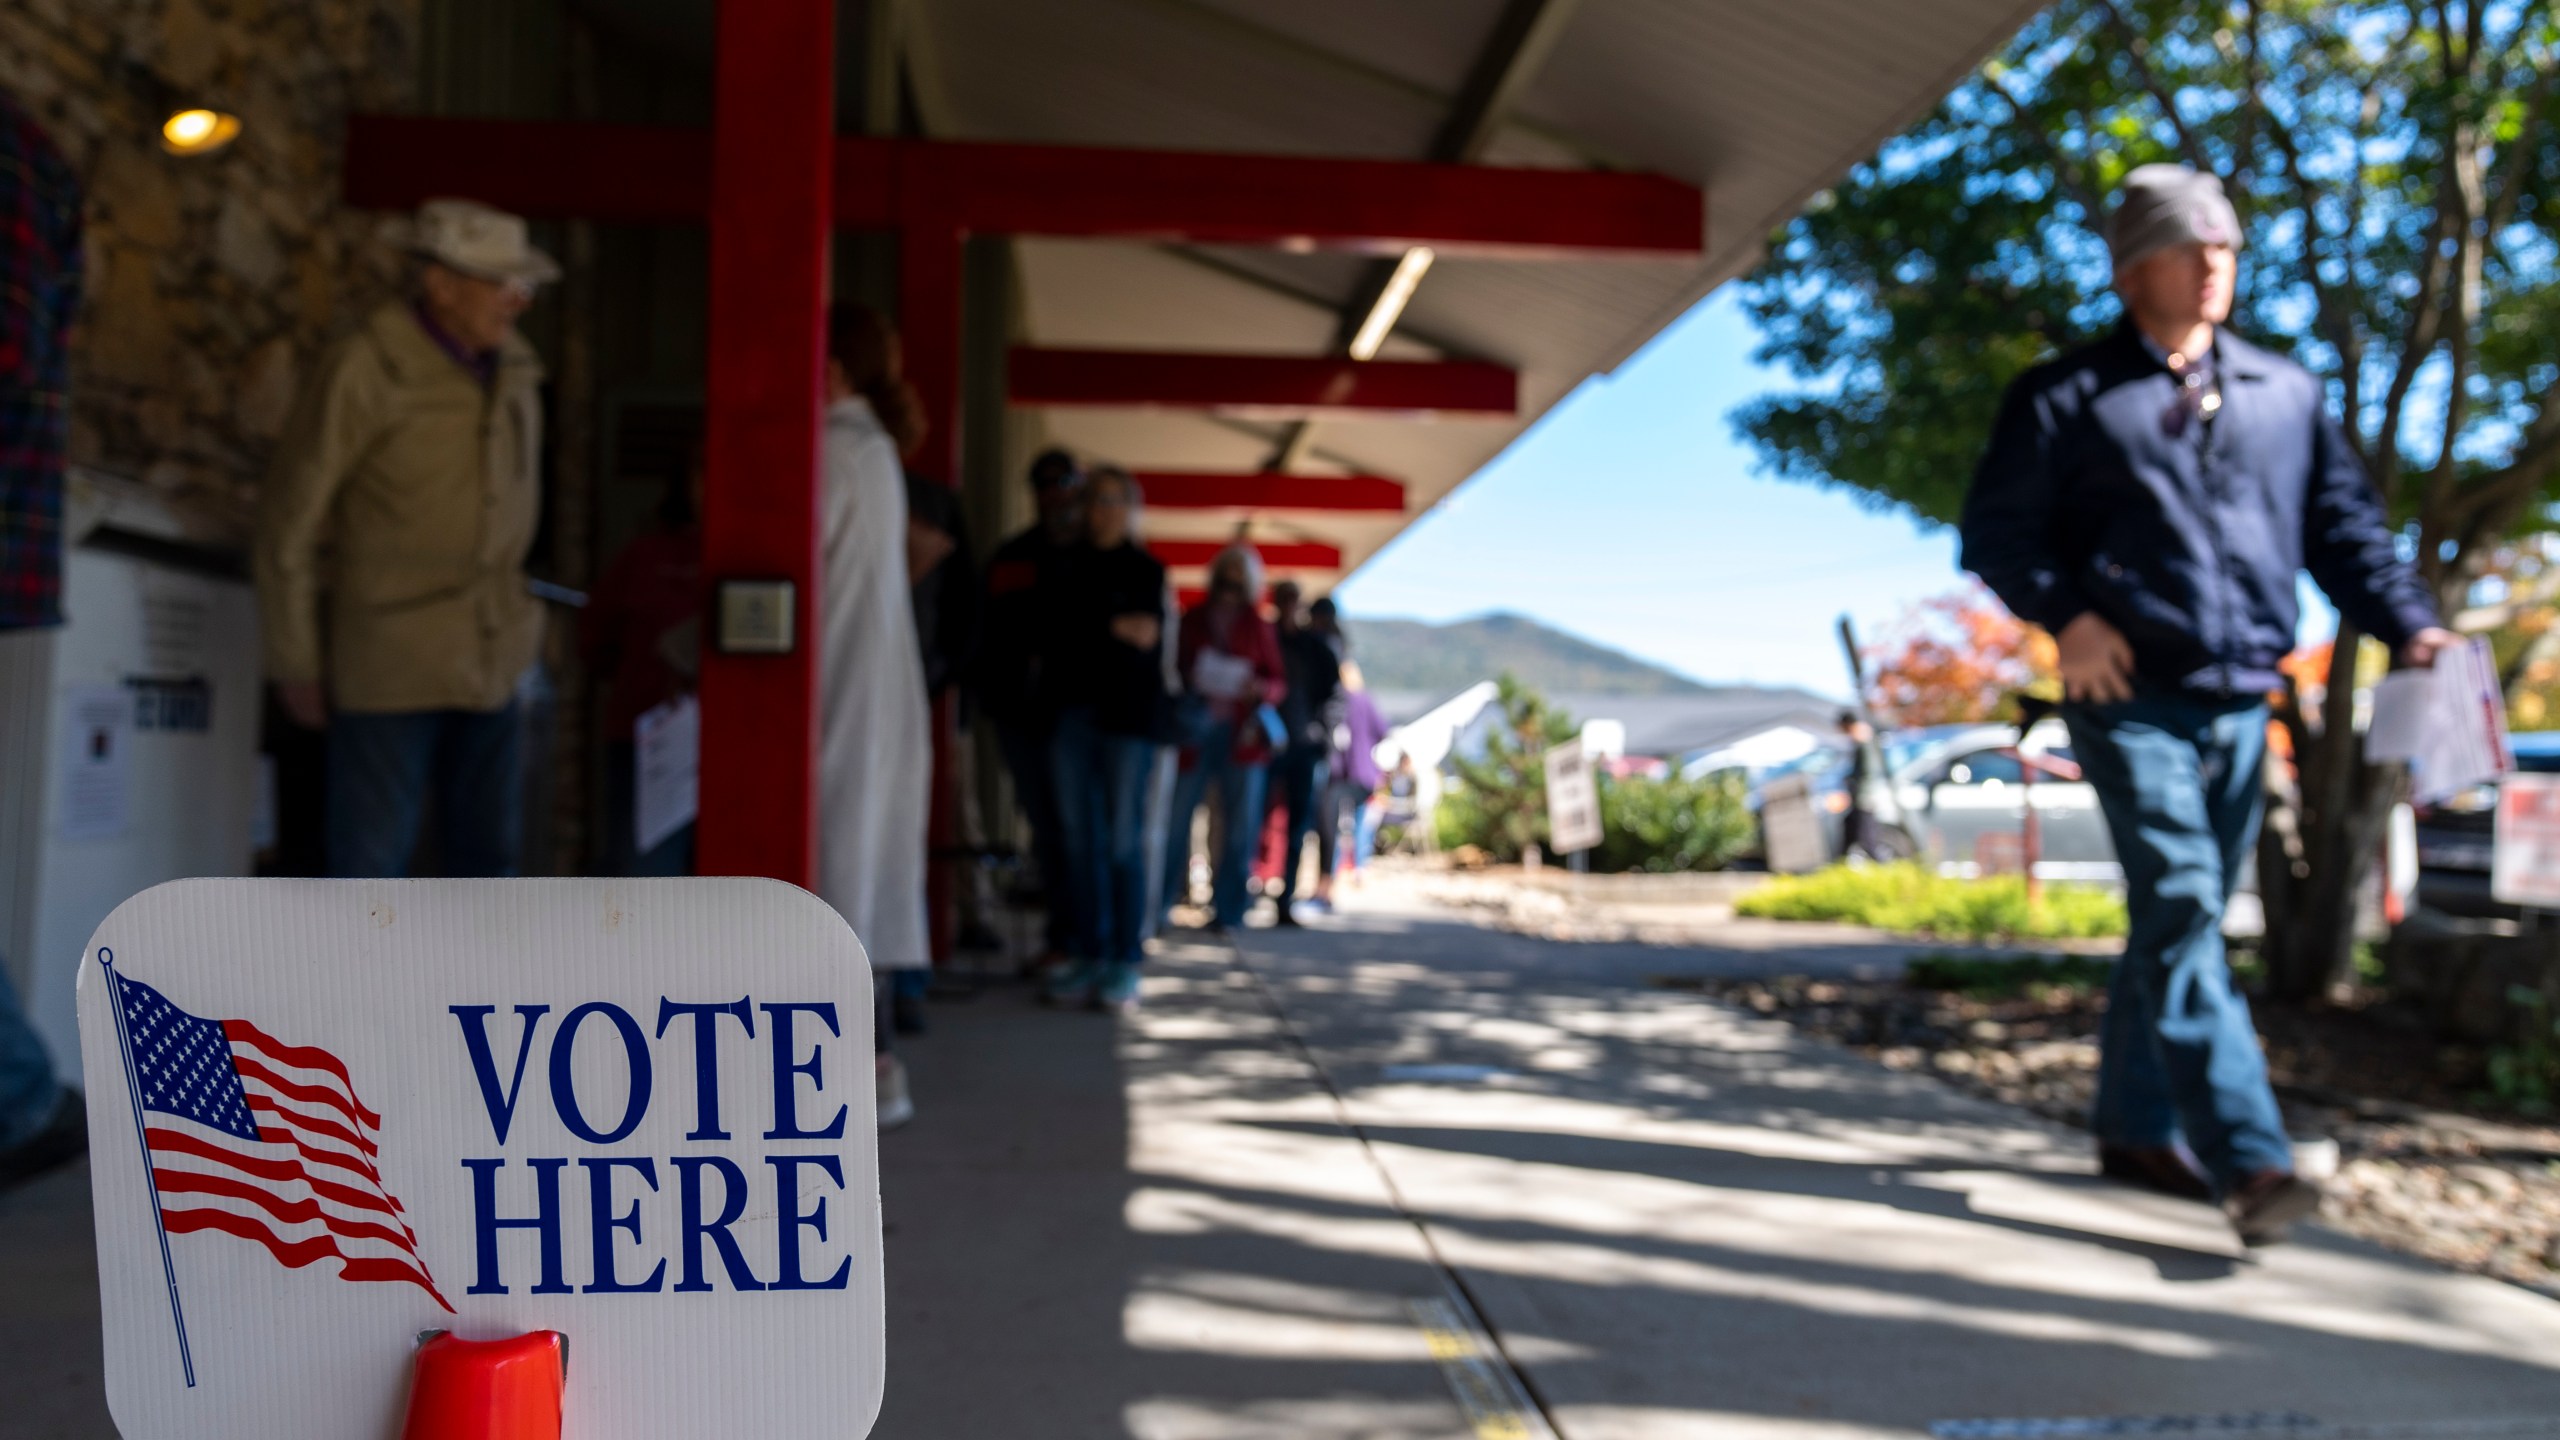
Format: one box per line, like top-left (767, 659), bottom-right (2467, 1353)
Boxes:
top-left (108, 971), bottom-right (452, 1314)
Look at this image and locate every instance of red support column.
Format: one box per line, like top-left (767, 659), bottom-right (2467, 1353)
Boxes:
top-left (697, 0), bottom-right (835, 884)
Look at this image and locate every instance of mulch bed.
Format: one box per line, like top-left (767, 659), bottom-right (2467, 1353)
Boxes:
top-left (1669, 970), bottom-right (2560, 1297)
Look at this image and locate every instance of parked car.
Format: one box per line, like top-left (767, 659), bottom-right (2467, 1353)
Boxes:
top-left (2414, 731), bottom-right (2560, 918)
top-left (1750, 719), bottom-right (2119, 880)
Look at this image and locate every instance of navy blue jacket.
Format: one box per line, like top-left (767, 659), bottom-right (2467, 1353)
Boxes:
top-left (1959, 323), bottom-right (2439, 695)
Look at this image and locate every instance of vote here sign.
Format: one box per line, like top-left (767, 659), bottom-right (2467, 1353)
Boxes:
top-left (77, 878), bottom-right (883, 1440)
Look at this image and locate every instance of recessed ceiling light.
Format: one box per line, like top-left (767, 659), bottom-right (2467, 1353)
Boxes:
top-left (160, 108), bottom-right (241, 157)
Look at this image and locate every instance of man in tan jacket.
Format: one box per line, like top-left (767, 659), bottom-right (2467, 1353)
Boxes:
top-left (255, 199), bottom-right (557, 878)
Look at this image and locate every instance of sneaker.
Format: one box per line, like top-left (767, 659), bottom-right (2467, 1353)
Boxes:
top-left (0, 1091), bottom-right (86, 1191)
top-left (1096, 962), bottom-right (1144, 1013)
top-left (2098, 1143), bottom-right (2213, 1203)
top-left (876, 1057), bottom-right (915, 1131)
top-left (1272, 905), bottom-right (1302, 929)
top-left (1040, 959), bottom-right (1102, 1006)
top-left (2225, 1168), bottom-right (2322, 1246)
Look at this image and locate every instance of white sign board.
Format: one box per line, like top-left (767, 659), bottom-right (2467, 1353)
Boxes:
top-left (79, 878), bottom-right (882, 1440)
top-left (633, 696), bottom-right (700, 855)
top-left (1543, 738), bottom-right (1602, 855)
top-left (2494, 773), bottom-right (2560, 909)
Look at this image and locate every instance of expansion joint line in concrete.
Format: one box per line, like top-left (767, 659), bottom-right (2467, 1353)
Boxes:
top-left (1222, 944), bottom-right (1563, 1440)
top-left (1934, 1417), bottom-right (2560, 1440)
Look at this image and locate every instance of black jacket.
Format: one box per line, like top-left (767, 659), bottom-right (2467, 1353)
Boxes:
top-left (1045, 542), bottom-right (1172, 739)
top-left (971, 525), bottom-right (1064, 725)
top-left (1277, 627), bottom-right (1342, 750)
top-left (1960, 323), bottom-right (2438, 695)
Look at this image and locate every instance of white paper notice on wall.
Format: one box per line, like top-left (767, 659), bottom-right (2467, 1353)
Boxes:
top-left (2366, 637), bottom-right (2511, 805)
top-left (634, 695), bottom-right (700, 855)
top-left (56, 684), bottom-right (133, 841)
top-left (78, 878), bottom-right (884, 1440)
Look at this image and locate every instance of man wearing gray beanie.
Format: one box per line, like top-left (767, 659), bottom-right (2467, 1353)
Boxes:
top-left (1958, 165), bottom-right (2457, 1245)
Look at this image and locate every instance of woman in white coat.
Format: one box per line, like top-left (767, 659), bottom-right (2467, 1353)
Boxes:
top-left (818, 302), bottom-right (932, 1130)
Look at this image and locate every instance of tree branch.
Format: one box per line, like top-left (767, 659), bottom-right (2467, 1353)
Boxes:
top-left (2093, 0), bottom-right (2211, 171)
top-left (1979, 61), bottom-right (2109, 225)
top-left (2262, 105), bottom-right (2371, 453)
top-left (2486, 43), bottom-right (2556, 242)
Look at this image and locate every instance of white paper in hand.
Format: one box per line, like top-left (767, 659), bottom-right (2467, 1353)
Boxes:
top-left (2366, 637), bottom-right (2510, 804)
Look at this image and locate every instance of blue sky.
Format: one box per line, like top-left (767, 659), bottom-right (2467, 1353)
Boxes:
top-left (1339, 288), bottom-right (2346, 698)
top-left (1336, 289), bottom-right (1968, 700)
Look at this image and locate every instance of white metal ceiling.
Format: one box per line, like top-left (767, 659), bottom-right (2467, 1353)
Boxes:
top-left (908, 0), bottom-right (2049, 591)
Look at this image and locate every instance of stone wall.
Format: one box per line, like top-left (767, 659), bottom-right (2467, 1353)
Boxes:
top-left (1, 0), bottom-right (420, 548)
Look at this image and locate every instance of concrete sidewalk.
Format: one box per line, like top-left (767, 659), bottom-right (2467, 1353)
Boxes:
top-left (10, 886), bottom-right (2560, 1438)
top-left (1238, 889), bottom-right (2560, 1438)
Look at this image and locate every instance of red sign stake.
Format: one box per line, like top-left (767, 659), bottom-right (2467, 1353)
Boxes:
top-left (400, 1331), bottom-right (566, 1440)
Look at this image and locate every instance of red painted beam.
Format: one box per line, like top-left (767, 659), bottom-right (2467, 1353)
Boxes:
top-left (345, 116), bottom-right (714, 221)
top-left (1148, 540), bottom-right (1343, 569)
top-left (695, 0), bottom-right (833, 886)
top-left (1010, 348), bottom-right (1514, 417)
top-left (898, 138), bottom-right (1702, 257)
top-left (343, 117), bottom-right (1704, 258)
top-left (1131, 472), bottom-right (1407, 513)
top-left (1141, 471), bottom-right (1423, 509)
top-left (1171, 584), bottom-right (1337, 610)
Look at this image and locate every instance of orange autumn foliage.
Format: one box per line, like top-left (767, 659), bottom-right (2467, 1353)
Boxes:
top-left (1866, 588), bottom-right (2059, 727)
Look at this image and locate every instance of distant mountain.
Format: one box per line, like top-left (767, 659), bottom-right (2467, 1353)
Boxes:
top-left (1341, 611), bottom-right (1711, 699)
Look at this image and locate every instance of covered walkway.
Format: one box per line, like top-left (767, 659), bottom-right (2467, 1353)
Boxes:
top-left (14, 888), bottom-right (2560, 1436)
top-left (765, 895), bottom-right (2560, 1435)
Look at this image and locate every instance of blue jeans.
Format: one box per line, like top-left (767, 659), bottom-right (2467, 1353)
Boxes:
top-left (1052, 707), bottom-right (1161, 963)
top-left (995, 716), bottom-right (1072, 955)
top-left (0, 970), bottom-right (60, 1151)
top-left (327, 705), bottom-right (523, 878)
top-left (2064, 692), bottom-right (2292, 1188)
top-left (1271, 743), bottom-right (1330, 909)
top-left (1164, 720), bottom-right (1267, 929)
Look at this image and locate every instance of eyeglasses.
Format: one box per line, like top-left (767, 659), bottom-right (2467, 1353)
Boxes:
top-left (2161, 350), bottom-right (2221, 438)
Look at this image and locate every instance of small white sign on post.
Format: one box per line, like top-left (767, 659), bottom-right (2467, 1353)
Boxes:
top-left (79, 878), bottom-right (883, 1440)
top-left (2493, 773), bottom-right (2560, 909)
top-left (1543, 737), bottom-right (1602, 856)
top-left (633, 695), bottom-right (701, 855)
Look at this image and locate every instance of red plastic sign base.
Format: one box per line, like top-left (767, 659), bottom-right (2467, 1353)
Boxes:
top-left (401, 1332), bottom-right (565, 1440)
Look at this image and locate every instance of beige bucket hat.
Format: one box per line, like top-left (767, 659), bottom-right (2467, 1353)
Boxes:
top-left (409, 198), bottom-right (562, 285)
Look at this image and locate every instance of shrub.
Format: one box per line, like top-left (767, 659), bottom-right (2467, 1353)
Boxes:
top-left (1591, 770), bottom-right (1755, 873)
top-left (1734, 862), bottom-right (2126, 942)
top-left (1435, 675), bottom-right (1577, 862)
top-left (1905, 950), bottom-right (2115, 996)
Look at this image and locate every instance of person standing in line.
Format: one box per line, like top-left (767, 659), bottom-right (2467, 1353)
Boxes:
top-left (974, 449), bottom-right (1085, 973)
top-left (1041, 466), bottom-right (1170, 1011)
top-left (256, 199), bottom-right (556, 879)
top-left (814, 302), bottom-right (934, 1131)
top-left (1313, 653), bottom-right (1388, 906)
top-left (1164, 546), bottom-right (1284, 936)
top-left (0, 88), bottom-right (87, 1186)
top-left (1959, 164), bottom-right (2458, 1244)
top-left (1266, 581), bottom-right (1341, 926)
top-left (896, 447), bottom-right (975, 1037)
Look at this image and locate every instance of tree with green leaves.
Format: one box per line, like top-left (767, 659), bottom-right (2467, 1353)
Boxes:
top-left (1435, 675), bottom-right (1578, 862)
top-left (1737, 0), bottom-right (2559, 996)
